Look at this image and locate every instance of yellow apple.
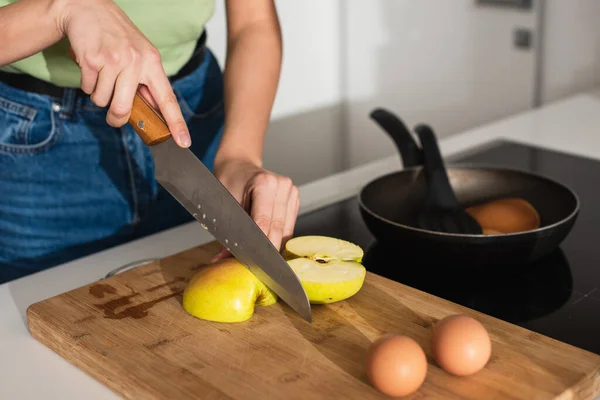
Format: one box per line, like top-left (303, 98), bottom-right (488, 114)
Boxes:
top-left (182, 258), bottom-right (278, 323)
top-left (285, 235), bottom-right (366, 304)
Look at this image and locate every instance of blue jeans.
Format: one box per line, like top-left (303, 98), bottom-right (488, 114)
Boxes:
top-left (0, 49), bottom-right (224, 284)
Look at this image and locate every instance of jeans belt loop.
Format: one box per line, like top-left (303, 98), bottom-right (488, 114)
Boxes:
top-left (58, 88), bottom-right (77, 119)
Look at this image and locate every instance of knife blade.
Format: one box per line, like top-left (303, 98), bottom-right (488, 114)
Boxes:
top-left (128, 92), bottom-right (312, 322)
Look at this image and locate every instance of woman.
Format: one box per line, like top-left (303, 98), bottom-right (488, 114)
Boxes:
top-left (0, 0), bottom-right (300, 283)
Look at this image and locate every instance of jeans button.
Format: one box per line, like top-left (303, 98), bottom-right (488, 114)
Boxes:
top-left (51, 103), bottom-right (61, 112)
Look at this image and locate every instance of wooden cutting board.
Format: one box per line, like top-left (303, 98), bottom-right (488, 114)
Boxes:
top-left (27, 240), bottom-right (599, 400)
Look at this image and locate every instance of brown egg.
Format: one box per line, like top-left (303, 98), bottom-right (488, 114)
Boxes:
top-left (466, 197), bottom-right (540, 234)
top-left (431, 314), bottom-right (492, 376)
top-left (366, 334), bottom-right (428, 397)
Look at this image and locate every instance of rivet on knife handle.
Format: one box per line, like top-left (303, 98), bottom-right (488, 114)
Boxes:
top-left (129, 92), bottom-right (172, 146)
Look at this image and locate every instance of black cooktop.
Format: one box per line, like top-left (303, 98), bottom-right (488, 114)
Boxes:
top-left (293, 140), bottom-right (600, 355)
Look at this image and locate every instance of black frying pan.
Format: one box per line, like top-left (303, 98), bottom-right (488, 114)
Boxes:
top-left (358, 108), bottom-right (580, 268)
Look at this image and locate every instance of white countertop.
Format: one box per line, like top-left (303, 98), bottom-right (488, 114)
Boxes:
top-left (2, 88), bottom-right (600, 399)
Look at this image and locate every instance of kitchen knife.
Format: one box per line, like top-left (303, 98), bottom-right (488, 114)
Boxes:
top-left (128, 91), bottom-right (312, 322)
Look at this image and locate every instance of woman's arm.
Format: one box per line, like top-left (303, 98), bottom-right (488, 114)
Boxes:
top-left (211, 0), bottom-right (301, 261)
top-left (214, 0), bottom-right (283, 169)
top-left (0, 0), bottom-right (65, 66)
top-left (0, 0), bottom-right (190, 148)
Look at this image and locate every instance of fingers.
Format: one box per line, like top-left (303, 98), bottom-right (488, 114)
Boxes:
top-left (91, 65), bottom-right (119, 108)
top-left (138, 85), bottom-right (159, 109)
top-left (144, 60), bottom-right (191, 148)
top-left (268, 176), bottom-right (293, 251)
top-left (210, 247), bottom-right (232, 263)
top-left (68, 48), bottom-right (97, 95)
top-left (106, 64), bottom-right (141, 127)
top-left (80, 65), bottom-right (98, 95)
top-left (282, 186), bottom-right (300, 247)
top-left (209, 169), bottom-right (299, 263)
top-left (250, 174), bottom-right (278, 240)
top-left (249, 173), bottom-right (298, 252)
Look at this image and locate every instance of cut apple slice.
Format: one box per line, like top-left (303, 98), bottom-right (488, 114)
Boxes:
top-left (285, 235), bottom-right (366, 304)
top-left (285, 235), bottom-right (364, 263)
top-left (182, 258), bottom-right (278, 323)
top-left (288, 258), bottom-right (366, 304)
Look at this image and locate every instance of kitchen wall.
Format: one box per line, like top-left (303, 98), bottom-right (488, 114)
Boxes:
top-left (204, 0), bottom-right (600, 184)
top-left (541, 0), bottom-right (600, 103)
top-left (341, 0), bottom-right (538, 168)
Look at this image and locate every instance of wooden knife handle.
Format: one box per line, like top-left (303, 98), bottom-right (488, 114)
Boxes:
top-left (128, 92), bottom-right (172, 146)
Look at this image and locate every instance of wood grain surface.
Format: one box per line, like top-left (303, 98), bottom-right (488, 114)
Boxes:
top-left (128, 92), bottom-right (171, 146)
top-left (27, 241), bottom-right (600, 400)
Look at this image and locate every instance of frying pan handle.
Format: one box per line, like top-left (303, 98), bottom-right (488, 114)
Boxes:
top-left (369, 108), bottom-right (423, 168)
top-left (67, 46), bottom-right (171, 146)
top-left (414, 124), bottom-right (458, 209)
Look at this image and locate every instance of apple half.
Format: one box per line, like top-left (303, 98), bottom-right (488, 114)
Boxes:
top-left (182, 258), bottom-right (278, 323)
top-left (285, 235), bottom-right (366, 304)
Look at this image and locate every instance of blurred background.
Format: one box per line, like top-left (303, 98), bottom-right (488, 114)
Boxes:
top-left (205, 0), bottom-right (600, 185)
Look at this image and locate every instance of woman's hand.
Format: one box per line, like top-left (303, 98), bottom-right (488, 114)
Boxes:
top-left (211, 157), bottom-right (300, 262)
top-left (59, 0), bottom-right (191, 147)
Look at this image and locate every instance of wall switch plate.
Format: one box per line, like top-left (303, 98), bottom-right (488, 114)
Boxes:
top-left (514, 28), bottom-right (533, 49)
top-left (476, 0), bottom-right (532, 10)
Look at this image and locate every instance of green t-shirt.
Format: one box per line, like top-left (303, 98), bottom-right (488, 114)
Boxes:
top-left (0, 0), bottom-right (215, 88)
